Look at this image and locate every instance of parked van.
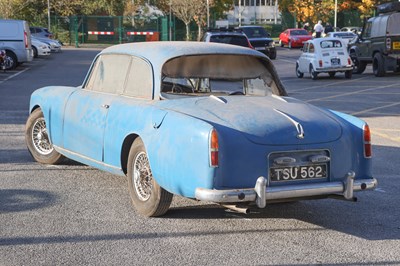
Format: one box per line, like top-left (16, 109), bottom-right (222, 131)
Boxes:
top-left (0, 19), bottom-right (33, 69)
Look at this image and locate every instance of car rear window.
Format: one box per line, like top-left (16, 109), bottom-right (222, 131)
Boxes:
top-left (320, 40), bottom-right (342, 48)
top-left (209, 35), bottom-right (249, 47)
top-left (160, 54), bottom-right (284, 98)
top-left (291, 30), bottom-right (308, 36)
top-left (241, 27), bottom-right (269, 38)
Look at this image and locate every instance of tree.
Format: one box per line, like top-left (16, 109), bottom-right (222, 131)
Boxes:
top-left (279, 0), bottom-right (381, 27)
top-left (124, 0), bottom-right (145, 26)
top-left (193, 1), bottom-right (208, 41)
top-left (168, 0), bottom-right (198, 41)
top-left (0, 0), bottom-right (15, 19)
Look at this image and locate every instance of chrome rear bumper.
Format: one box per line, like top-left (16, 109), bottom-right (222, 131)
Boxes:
top-left (195, 172), bottom-right (377, 208)
top-left (316, 66), bottom-right (353, 72)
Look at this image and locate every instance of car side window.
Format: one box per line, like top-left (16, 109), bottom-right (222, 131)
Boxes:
top-left (363, 22), bottom-right (372, 39)
top-left (302, 43), bottom-right (308, 52)
top-left (309, 43), bottom-right (315, 53)
top-left (124, 57), bottom-right (153, 99)
top-left (85, 54), bottom-right (131, 94)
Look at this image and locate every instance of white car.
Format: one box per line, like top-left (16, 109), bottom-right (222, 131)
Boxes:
top-left (33, 36), bottom-right (62, 52)
top-left (31, 37), bottom-right (51, 58)
top-left (325, 31), bottom-right (357, 46)
top-left (296, 38), bottom-right (353, 80)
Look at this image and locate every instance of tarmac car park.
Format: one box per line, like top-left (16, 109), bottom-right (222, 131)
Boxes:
top-left (1, 45), bottom-right (399, 265)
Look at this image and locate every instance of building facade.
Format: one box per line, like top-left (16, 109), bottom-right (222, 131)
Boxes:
top-left (227, 0), bottom-right (281, 25)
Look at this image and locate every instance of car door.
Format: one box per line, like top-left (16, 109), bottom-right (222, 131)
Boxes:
top-left (298, 42), bottom-right (309, 72)
top-left (62, 54), bottom-right (131, 162)
top-left (358, 21), bottom-right (372, 59)
top-left (102, 56), bottom-right (155, 167)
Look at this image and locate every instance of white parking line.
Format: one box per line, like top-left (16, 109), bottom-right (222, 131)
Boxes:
top-left (351, 102), bottom-right (400, 116)
top-left (277, 58), bottom-right (295, 64)
top-left (0, 68), bottom-right (30, 84)
top-left (371, 129), bottom-right (400, 143)
top-left (305, 83), bottom-right (400, 103)
top-left (291, 77), bottom-right (368, 92)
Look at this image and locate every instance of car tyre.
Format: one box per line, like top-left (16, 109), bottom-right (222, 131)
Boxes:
top-left (32, 46), bottom-right (38, 58)
top-left (373, 53), bottom-right (385, 77)
top-left (296, 63), bottom-right (303, 78)
top-left (310, 65), bottom-right (318, 80)
top-left (288, 40), bottom-right (292, 49)
top-left (127, 138), bottom-right (173, 217)
top-left (350, 52), bottom-right (366, 74)
top-left (328, 72), bottom-right (336, 78)
top-left (268, 49), bottom-right (277, 60)
top-left (25, 108), bottom-right (65, 164)
top-left (345, 70), bottom-right (352, 79)
top-left (5, 50), bottom-right (17, 70)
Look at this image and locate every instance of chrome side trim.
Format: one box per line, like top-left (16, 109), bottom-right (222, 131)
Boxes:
top-left (195, 174), bottom-right (377, 208)
top-left (54, 145), bottom-right (121, 172)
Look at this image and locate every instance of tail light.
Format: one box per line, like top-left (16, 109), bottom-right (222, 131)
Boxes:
top-left (348, 58), bottom-right (352, 65)
top-left (209, 128), bottom-right (219, 167)
top-left (24, 31), bottom-right (28, 48)
top-left (319, 60), bottom-right (323, 67)
top-left (386, 37), bottom-right (391, 50)
top-left (363, 124), bottom-right (372, 158)
top-left (247, 40), bottom-right (254, 49)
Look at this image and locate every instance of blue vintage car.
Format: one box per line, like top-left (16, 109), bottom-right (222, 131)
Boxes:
top-left (25, 42), bottom-right (377, 217)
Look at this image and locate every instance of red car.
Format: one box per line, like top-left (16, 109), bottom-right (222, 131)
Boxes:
top-left (279, 28), bottom-right (312, 48)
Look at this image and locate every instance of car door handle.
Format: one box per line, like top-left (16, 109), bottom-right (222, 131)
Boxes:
top-left (101, 104), bottom-right (110, 109)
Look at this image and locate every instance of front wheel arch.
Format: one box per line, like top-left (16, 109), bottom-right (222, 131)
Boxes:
top-left (25, 108), bottom-right (65, 164)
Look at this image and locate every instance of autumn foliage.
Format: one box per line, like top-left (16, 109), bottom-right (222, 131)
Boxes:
top-left (280, 0), bottom-right (379, 25)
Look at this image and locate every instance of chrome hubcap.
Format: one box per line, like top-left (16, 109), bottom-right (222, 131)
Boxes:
top-left (133, 151), bottom-right (153, 201)
top-left (31, 117), bottom-right (53, 155)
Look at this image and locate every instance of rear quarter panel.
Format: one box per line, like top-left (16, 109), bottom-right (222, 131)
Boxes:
top-left (103, 97), bottom-right (216, 198)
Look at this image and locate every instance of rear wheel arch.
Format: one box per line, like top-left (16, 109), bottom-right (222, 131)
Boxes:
top-left (121, 133), bottom-right (139, 175)
top-left (30, 104), bottom-right (41, 114)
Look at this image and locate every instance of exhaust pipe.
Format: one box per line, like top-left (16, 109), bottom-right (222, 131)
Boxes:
top-left (222, 204), bottom-right (250, 214)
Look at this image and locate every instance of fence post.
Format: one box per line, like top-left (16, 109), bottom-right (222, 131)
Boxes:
top-left (73, 16), bottom-right (79, 48)
top-left (119, 16), bottom-right (122, 44)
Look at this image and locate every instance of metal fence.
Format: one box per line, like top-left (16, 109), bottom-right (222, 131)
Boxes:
top-left (47, 11), bottom-right (364, 47)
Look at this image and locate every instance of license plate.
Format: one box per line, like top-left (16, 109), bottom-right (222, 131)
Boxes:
top-left (393, 42), bottom-right (400, 50)
top-left (331, 58), bottom-right (340, 65)
top-left (270, 164), bottom-right (327, 182)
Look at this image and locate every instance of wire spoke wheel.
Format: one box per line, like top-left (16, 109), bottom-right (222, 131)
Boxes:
top-left (127, 138), bottom-right (173, 217)
top-left (31, 117), bottom-right (53, 155)
top-left (25, 108), bottom-right (64, 164)
top-left (133, 151), bottom-right (153, 201)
